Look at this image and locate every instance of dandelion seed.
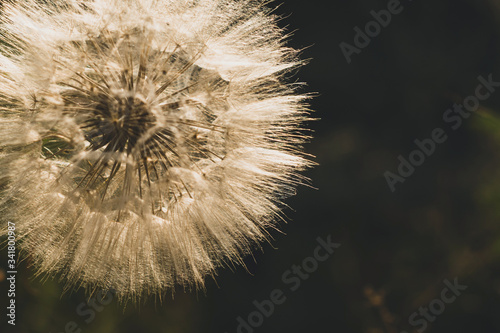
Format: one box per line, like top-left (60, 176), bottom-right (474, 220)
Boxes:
top-left (0, 0), bottom-right (312, 301)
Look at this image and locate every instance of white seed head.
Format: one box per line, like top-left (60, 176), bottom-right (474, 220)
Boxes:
top-left (0, 0), bottom-right (312, 301)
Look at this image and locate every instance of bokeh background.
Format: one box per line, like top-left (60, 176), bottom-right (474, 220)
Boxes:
top-left (2, 0), bottom-right (500, 332)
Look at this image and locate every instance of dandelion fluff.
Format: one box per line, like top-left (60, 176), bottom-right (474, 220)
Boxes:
top-left (0, 0), bottom-right (312, 300)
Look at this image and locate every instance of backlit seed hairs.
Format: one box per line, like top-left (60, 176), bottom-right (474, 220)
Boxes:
top-left (0, 0), bottom-right (312, 301)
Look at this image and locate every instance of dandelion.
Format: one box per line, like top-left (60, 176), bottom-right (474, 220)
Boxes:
top-left (0, 0), bottom-right (312, 300)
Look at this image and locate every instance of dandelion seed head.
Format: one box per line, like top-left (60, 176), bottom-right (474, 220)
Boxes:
top-left (0, 0), bottom-right (312, 301)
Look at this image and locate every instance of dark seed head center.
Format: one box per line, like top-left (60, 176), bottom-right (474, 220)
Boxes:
top-left (85, 93), bottom-right (156, 153)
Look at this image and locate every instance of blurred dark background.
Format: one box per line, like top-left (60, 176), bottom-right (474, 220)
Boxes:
top-left (3, 0), bottom-right (500, 332)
